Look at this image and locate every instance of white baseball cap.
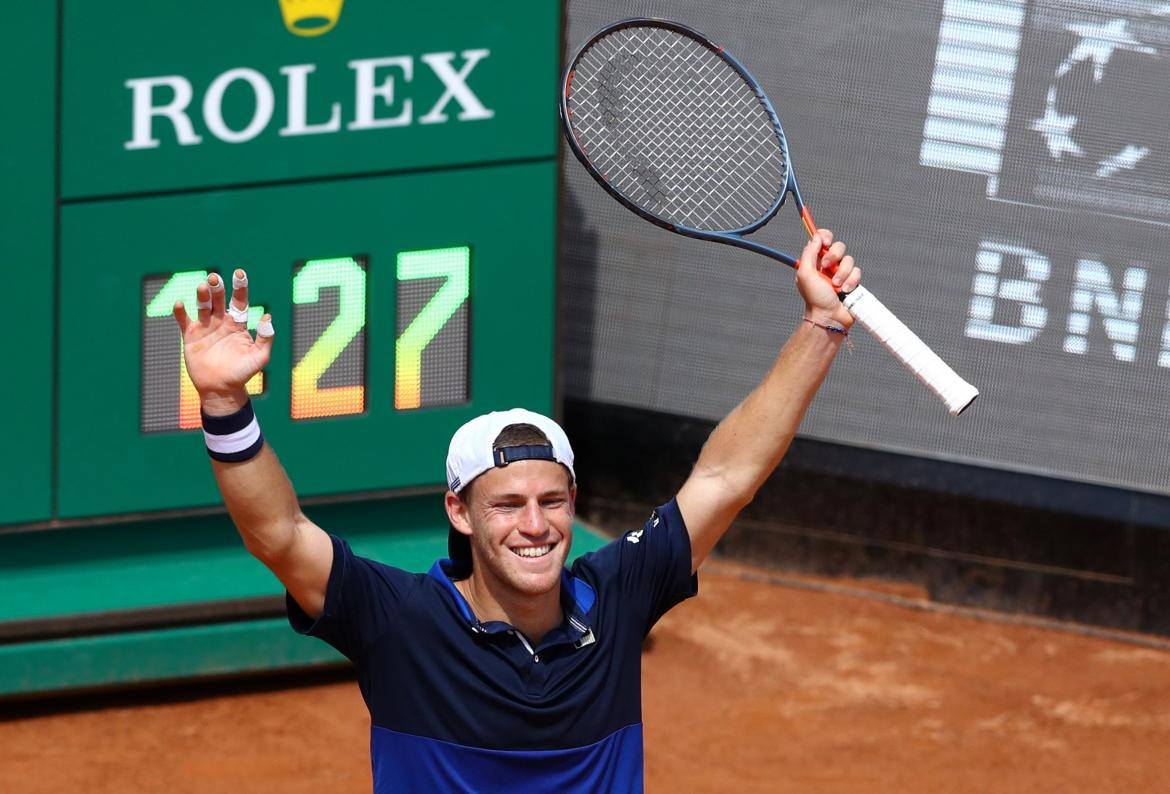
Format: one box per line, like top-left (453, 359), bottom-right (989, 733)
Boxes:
top-left (446, 408), bottom-right (576, 494)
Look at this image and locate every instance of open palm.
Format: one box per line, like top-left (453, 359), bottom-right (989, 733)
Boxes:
top-left (173, 270), bottom-right (273, 405)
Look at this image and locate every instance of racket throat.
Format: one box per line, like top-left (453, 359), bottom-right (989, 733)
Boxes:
top-left (799, 206), bottom-right (817, 239)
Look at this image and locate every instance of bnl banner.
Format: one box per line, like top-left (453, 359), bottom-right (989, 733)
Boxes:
top-left (561, 0), bottom-right (1170, 496)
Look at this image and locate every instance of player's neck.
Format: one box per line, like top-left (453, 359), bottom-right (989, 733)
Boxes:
top-left (457, 573), bottom-right (562, 646)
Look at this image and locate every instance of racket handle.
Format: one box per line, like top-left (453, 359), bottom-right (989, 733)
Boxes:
top-left (841, 286), bottom-right (978, 416)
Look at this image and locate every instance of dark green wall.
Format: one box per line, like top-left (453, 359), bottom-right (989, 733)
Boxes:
top-left (0, 0), bottom-right (568, 695)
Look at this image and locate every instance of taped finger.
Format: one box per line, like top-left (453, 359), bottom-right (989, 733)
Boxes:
top-left (229, 269), bottom-right (249, 323)
top-left (256, 316), bottom-right (275, 338)
top-left (208, 273), bottom-right (228, 317)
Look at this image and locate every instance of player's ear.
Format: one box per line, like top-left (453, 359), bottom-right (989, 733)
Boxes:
top-left (445, 490), bottom-right (473, 537)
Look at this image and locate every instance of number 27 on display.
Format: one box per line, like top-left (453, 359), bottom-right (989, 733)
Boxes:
top-left (141, 246), bottom-right (470, 432)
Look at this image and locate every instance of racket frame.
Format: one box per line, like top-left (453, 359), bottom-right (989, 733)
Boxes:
top-left (560, 18), bottom-right (979, 416)
top-left (560, 17), bottom-right (808, 268)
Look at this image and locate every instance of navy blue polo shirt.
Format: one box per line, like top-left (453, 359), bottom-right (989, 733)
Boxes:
top-left (287, 499), bottom-right (697, 792)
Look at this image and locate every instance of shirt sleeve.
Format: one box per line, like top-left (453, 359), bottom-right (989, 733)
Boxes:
top-left (581, 498), bottom-right (698, 635)
top-left (286, 534), bottom-right (419, 662)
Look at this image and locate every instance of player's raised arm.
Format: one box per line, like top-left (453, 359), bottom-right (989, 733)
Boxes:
top-left (676, 230), bottom-right (861, 572)
top-left (173, 269), bottom-right (333, 618)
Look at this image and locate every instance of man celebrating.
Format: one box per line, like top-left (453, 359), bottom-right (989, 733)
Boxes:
top-left (173, 230), bottom-right (859, 791)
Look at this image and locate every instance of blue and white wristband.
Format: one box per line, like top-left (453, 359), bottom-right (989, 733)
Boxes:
top-left (202, 400), bottom-right (265, 462)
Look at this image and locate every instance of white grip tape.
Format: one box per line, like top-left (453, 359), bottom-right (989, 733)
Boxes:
top-left (228, 302), bottom-right (249, 323)
top-left (842, 286), bottom-right (979, 416)
top-left (256, 318), bottom-right (275, 338)
top-left (232, 272), bottom-right (248, 290)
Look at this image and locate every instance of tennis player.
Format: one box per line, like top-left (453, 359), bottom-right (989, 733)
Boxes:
top-left (173, 230), bottom-right (859, 792)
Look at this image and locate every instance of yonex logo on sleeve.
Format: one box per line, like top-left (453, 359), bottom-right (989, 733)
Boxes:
top-left (625, 529), bottom-right (644, 544)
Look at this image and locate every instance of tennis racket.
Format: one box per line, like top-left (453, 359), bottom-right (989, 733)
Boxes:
top-left (560, 18), bottom-right (979, 416)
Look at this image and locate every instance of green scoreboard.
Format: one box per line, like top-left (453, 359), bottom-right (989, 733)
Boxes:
top-left (0, 0), bottom-right (581, 696)
top-left (3, 1), bottom-right (562, 526)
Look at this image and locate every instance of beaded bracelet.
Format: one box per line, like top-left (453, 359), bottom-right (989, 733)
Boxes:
top-left (803, 317), bottom-right (849, 336)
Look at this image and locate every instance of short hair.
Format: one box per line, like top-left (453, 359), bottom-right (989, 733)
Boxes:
top-left (459, 423), bottom-right (569, 502)
top-left (492, 422), bottom-right (550, 449)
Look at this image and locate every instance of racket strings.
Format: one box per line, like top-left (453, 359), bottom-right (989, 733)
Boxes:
top-left (616, 44), bottom-right (779, 228)
top-left (568, 26), bottom-right (787, 232)
top-left (577, 31), bottom-right (775, 227)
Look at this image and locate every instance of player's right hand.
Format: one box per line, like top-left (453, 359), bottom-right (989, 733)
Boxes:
top-left (172, 269), bottom-right (273, 415)
top-left (795, 229), bottom-right (860, 331)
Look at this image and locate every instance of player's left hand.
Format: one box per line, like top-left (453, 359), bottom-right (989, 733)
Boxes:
top-left (795, 228), bottom-right (861, 330)
top-left (172, 269), bottom-right (273, 416)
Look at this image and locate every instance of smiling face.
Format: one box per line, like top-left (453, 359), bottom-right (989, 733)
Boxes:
top-left (446, 459), bottom-right (576, 600)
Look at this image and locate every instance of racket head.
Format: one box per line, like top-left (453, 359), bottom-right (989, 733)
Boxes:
top-left (561, 18), bottom-right (795, 238)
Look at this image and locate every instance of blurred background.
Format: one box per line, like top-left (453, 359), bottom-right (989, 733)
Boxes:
top-left (3, 0), bottom-right (1170, 701)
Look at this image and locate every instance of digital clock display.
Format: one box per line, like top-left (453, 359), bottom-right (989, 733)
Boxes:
top-left (142, 271), bottom-right (266, 432)
top-left (291, 256), bottom-right (368, 420)
top-left (53, 163), bottom-right (554, 521)
top-left (140, 247), bottom-right (476, 434)
top-left (395, 246), bottom-right (470, 411)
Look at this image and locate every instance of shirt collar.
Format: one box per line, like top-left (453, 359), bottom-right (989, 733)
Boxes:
top-left (428, 559), bottom-right (596, 646)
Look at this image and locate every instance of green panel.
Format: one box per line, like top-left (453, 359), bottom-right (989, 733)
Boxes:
top-left (0, 619), bottom-right (345, 697)
top-left (0, 515), bottom-right (609, 696)
top-left (0, 4), bottom-right (54, 525)
top-left (61, 0), bottom-right (560, 198)
top-left (0, 495), bottom-right (446, 622)
top-left (0, 503), bottom-right (607, 623)
top-left (58, 160), bottom-right (556, 518)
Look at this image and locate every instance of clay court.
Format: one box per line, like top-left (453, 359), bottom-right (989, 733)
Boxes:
top-left (4, 560), bottom-right (1169, 793)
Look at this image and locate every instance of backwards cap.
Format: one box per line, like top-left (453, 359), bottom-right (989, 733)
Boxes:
top-left (446, 408), bottom-right (575, 494)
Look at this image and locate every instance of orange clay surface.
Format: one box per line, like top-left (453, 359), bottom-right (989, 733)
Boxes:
top-left (3, 561), bottom-right (1169, 793)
